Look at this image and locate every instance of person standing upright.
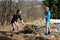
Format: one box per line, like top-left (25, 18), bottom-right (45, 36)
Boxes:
top-left (45, 6), bottom-right (51, 36)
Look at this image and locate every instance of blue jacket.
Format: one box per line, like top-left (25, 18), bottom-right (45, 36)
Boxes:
top-left (45, 10), bottom-right (51, 22)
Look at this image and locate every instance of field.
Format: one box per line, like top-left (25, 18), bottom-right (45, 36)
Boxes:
top-left (0, 20), bottom-right (60, 40)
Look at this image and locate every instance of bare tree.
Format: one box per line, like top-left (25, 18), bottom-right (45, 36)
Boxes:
top-left (0, 0), bottom-right (44, 26)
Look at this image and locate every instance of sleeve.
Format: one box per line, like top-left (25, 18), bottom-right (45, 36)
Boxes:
top-left (18, 14), bottom-right (24, 24)
top-left (46, 11), bottom-right (50, 17)
top-left (48, 11), bottom-right (50, 17)
top-left (18, 14), bottom-right (22, 20)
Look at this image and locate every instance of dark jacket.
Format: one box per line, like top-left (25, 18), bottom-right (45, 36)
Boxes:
top-left (11, 13), bottom-right (22, 24)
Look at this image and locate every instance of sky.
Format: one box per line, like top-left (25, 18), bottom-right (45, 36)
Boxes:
top-left (13, 0), bottom-right (44, 2)
top-left (0, 0), bottom-right (44, 2)
top-left (37, 0), bottom-right (44, 1)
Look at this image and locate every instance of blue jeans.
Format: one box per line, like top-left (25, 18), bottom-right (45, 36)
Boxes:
top-left (46, 22), bottom-right (50, 33)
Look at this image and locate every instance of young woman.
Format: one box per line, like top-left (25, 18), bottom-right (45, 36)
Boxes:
top-left (11, 10), bottom-right (24, 36)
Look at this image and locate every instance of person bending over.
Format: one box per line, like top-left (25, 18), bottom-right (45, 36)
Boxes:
top-left (11, 10), bottom-right (24, 36)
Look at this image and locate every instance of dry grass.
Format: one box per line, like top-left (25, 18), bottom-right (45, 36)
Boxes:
top-left (0, 21), bottom-right (60, 40)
